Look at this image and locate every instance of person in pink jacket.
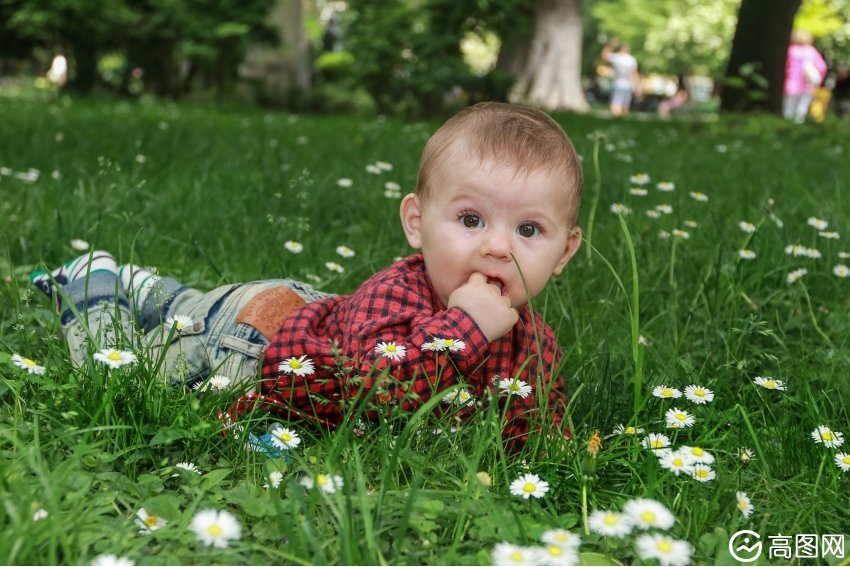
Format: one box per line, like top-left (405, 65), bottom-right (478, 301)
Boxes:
top-left (784, 29), bottom-right (827, 123)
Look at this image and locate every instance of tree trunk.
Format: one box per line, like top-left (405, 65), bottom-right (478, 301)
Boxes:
top-left (720, 0), bottom-right (801, 114)
top-left (510, 0), bottom-right (588, 112)
top-left (68, 38), bottom-right (98, 94)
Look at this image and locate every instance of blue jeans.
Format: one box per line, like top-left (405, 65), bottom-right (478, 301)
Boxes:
top-left (60, 273), bottom-right (331, 391)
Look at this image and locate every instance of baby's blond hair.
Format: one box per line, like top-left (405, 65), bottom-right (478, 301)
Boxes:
top-left (414, 102), bottom-right (583, 227)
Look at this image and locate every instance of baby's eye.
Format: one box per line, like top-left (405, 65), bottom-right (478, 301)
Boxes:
top-left (517, 222), bottom-right (541, 238)
top-left (460, 214), bottom-right (483, 229)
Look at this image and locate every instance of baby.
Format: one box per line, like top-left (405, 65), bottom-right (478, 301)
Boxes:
top-left (33, 102), bottom-right (583, 445)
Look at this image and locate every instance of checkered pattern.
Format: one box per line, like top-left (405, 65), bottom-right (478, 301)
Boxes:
top-left (227, 255), bottom-right (568, 444)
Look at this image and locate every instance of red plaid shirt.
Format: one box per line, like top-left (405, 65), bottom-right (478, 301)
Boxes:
top-left (227, 255), bottom-right (568, 444)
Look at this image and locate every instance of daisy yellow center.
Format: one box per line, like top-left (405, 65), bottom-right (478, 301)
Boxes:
top-left (738, 500), bottom-right (747, 510)
top-left (289, 359), bottom-right (302, 369)
top-left (108, 352), bottom-right (122, 361)
top-left (641, 511), bottom-right (656, 523)
top-left (509, 383), bottom-right (520, 392)
top-left (523, 482), bottom-right (536, 493)
top-left (673, 457), bottom-right (684, 467)
top-left (555, 534), bottom-right (567, 542)
top-left (661, 388), bottom-right (673, 397)
top-left (386, 345), bottom-right (397, 352)
top-left (510, 552), bottom-right (523, 561)
top-left (764, 380), bottom-right (776, 388)
top-left (822, 431), bottom-right (834, 441)
top-left (625, 427), bottom-right (636, 434)
top-left (740, 452), bottom-right (750, 461)
top-left (145, 515), bottom-right (159, 527)
top-left (548, 546), bottom-right (562, 556)
top-left (692, 447), bottom-right (704, 456)
top-left (604, 514), bottom-right (618, 525)
top-left (23, 357), bottom-right (37, 366)
top-left (445, 340), bottom-right (455, 347)
top-left (281, 433), bottom-right (292, 442)
top-left (459, 392), bottom-right (470, 401)
top-left (696, 469), bottom-right (708, 478)
top-left (651, 440), bottom-right (664, 448)
top-left (675, 413), bottom-right (686, 420)
top-left (694, 389), bottom-right (705, 396)
top-left (657, 541), bottom-right (673, 553)
top-left (842, 456), bottom-right (850, 464)
top-left (207, 524), bottom-right (222, 536)
top-left (316, 474), bottom-right (328, 486)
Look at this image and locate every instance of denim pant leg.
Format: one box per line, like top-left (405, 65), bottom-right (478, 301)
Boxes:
top-left (60, 272), bottom-right (133, 367)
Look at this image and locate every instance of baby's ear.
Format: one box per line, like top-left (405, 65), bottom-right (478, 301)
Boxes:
top-left (552, 227), bottom-right (582, 275)
top-left (399, 193), bottom-right (423, 249)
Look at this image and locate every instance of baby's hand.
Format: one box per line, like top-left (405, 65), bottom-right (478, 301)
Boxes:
top-left (448, 272), bottom-right (519, 342)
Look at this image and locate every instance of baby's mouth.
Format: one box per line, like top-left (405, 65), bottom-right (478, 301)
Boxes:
top-left (486, 276), bottom-right (507, 295)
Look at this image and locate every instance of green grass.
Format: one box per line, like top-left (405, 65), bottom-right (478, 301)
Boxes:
top-left (1, 93), bottom-right (849, 565)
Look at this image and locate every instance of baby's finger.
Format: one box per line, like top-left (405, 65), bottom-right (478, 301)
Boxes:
top-left (467, 272), bottom-right (488, 285)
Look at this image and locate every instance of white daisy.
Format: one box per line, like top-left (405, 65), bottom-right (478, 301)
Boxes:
top-left (807, 217), bottom-right (828, 230)
top-left (134, 154), bottom-right (146, 164)
top-left (207, 374), bottom-right (231, 391)
top-left (336, 178), bottom-right (353, 188)
top-left (174, 461), bottom-right (201, 475)
top-left (689, 191), bottom-right (708, 202)
top-left (278, 355), bottom-right (315, 376)
top-left (325, 261), bottom-right (345, 273)
top-left (819, 231), bottom-right (840, 239)
top-left (659, 450), bottom-right (696, 476)
top-left (442, 388), bottom-right (475, 407)
top-left (684, 220), bottom-right (699, 228)
top-left (32, 508), bottom-right (48, 522)
top-left (300, 473), bottom-right (343, 494)
top-left (753, 376), bottom-right (785, 391)
top-left (833, 264), bottom-right (850, 278)
top-left (588, 510), bottom-right (633, 537)
top-left (635, 533), bottom-right (692, 566)
top-left (679, 446), bottom-right (714, 464)
top-left (365, 164), bottom-right (381, 174)
top-left (335, 245), bottom-right (355, 258)
top-left (540, 529), bottom-right (581, 548)
top-left (10, 354), bottom-right (46, 375)
top-left (691, 463), bottom-right (717, 482)
top-left (811, 425), bottom-right (844, 449)
top-left (738, 249), bottom-right (757, 260)
top-left (736, 491), bottom-right (754, 518)
top-left (93, 349), bottom-right (137, 369)
top-left (375, 341), bottom-right (407, 361)
top-left (70, 238), bottom-right (90, 251)
top-left (652, 385), bottom-right (682, 399)
top-left (190, 508), bottom-right (241, 548)
top-left (655, 204), bottom-right (673, 214)
top-left (665, 408), bottom-right (696, 428)
top-left (613, 424), bottom-right (645, 436)
top-left (657, 181), bottom-right (675, 192)
top-left (629, 173), bottom-right (650, 185)
top-left (269, 426), bottom-right (302, 450)
top-left (492, 542), bottom-right (536, 566)
top-left (645, 209), bottom-right (662, 219)
top-left (840, 251), bottom-right (850, 259)
top-left (499, 377), bottom-right (533, 399)
top-left (532, 543), bottom-right (580, 566)
top-left (375, 161), bottom-right (393, 171)
top-left (439, 338), bottom-right (466, 352)
top-left (834, 452), bottom-right (850, 472)
top-left (384, 181), bottom-right (401, 191)
top-left (684, 385), bottom-right (714, 404)
top-left (91, 554), bottom-right (135, 566)
top-left (623, 498), bottom-right (675, 530)
top-left (738, 221), bottom-right (756, 233)
top-left (642, 433), bottom-right (671, 452)
top-left (264, 471), bottom-right (284, 489)
top-left (738, 447), bottom-right (755, 463)
top-left (630, 187), bottom-right (648, 196)
top-left (284, 240), bottom-right (304, 253)
top-left (672, 229), bottom-right (690, 239)
top-left (135, 507), bottom-right (167, 534)
top-left (165, 315), bottom-right (193, 332)
top-left (787, 268), bottom-right (808, 285)
top-left (509, 473), bottom-right (549, 499)
top-left (610, 203), bottom-right (632, 215)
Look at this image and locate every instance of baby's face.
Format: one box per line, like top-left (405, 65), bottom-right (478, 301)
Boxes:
top-left (402, 154), bottom-right (581, 309)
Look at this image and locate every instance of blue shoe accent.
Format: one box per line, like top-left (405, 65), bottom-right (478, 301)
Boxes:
top-left (246, 432), bottom-right (291, 462)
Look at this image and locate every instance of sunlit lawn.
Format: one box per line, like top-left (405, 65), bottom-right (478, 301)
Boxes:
top-left (1, 92), bottom-right (849, 565)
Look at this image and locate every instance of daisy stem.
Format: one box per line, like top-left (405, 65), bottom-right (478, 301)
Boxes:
top-left (812, 452), bottom-right (827, 499)
top-left (735, 403), bottom-right (770, 476)
top-left (668, 239), bottom-right (678, 289)
top-left (615, 213), bottom-right (643, 416)
top-left (581, 479), bottom-right (590, 535)
top-left (799, 281), bottom-right (833, 346)
top-left (584, 134), bottom-right (603, 264)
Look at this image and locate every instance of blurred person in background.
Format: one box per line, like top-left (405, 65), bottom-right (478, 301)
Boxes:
top-left (783, 30), bottom-right (826, 123)
top-left (601, 39), bottom-right (641, 116)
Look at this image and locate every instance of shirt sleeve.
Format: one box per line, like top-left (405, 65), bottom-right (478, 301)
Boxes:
top-left (343, 279), bottom-right (491, 410)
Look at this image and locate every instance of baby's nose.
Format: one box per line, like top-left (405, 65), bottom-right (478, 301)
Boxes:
top-left (480, 231), bottom-right (511, 258)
